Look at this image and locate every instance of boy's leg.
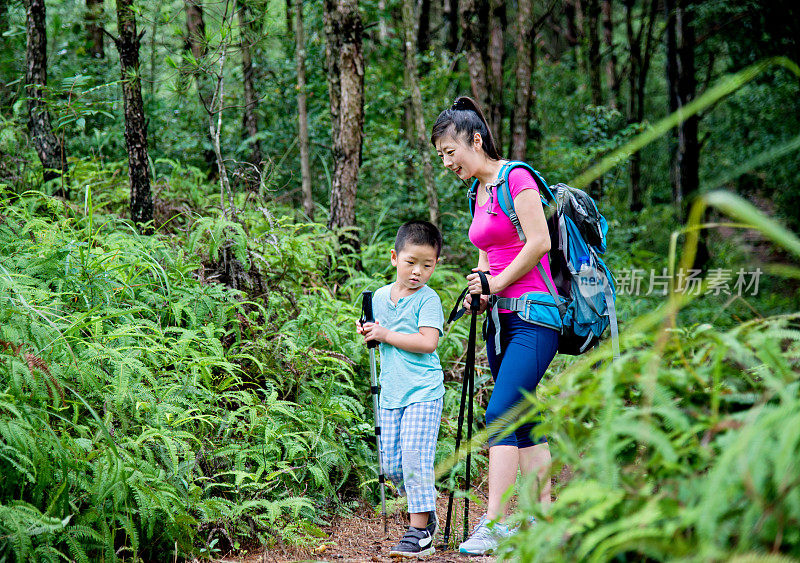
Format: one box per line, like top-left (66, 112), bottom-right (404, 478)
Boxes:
top-left (379, 406), bottom-right (405, 491)
top-left (399, 397), bottom-right (443, 524)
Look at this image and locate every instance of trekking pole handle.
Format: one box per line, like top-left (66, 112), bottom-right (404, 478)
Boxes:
top-left (360, 291), bottom-right (378, 349)
top-left (471, 270), bottom-right (490, 312)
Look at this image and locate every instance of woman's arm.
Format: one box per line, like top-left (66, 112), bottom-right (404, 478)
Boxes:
top-left (466, 188), bottom-right (550, 295)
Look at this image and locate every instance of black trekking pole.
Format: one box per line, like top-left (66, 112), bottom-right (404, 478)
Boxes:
top-left (443, 280), bottom-right (483, 548)
top-left (361, 291), bottom-right (387, 534)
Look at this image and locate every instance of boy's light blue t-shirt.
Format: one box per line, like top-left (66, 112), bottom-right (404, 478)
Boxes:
top-left (373, 283), bottom-right (445, 409)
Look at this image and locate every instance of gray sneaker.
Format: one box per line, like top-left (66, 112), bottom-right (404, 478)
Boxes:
top-left (458, 515), bottom-right (512, 555)
top-left (426, 510), bottom-right (438, 538)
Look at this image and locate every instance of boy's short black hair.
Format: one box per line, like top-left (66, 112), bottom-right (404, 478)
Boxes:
top-left (395, 221), bottom-right (443, 258)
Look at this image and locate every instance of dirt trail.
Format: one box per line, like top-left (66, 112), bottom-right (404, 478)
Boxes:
top-left (219, 495), bottom-right (498, 563)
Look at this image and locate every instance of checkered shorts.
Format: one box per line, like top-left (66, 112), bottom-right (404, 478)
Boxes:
top-left (379, 397), bottom-right (443, 513)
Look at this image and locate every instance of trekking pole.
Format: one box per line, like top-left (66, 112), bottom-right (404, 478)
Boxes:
top-left (361, 291), bottom-right (387, 534)
top-left (443, 283), bottom-right (482, 547)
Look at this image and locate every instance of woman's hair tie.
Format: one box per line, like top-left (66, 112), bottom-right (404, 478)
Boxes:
top-left (451, 98), bottom-right (470, 111)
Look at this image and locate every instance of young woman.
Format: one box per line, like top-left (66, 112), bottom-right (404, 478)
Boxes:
top-left (431, 96), bottom-right (559, 555)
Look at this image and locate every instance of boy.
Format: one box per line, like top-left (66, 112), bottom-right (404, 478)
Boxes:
top-left (357, 220), bottom-right (445, 558)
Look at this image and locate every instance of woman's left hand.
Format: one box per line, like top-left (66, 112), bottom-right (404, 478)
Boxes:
top-left (466, 269), bottom-right (494, 296)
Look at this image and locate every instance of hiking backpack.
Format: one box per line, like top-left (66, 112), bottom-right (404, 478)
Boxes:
top-left (468, 161), bottom-right (620, 358)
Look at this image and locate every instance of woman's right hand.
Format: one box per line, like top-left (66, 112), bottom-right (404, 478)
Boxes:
top-left (463, 293), bottom-right (489, 314)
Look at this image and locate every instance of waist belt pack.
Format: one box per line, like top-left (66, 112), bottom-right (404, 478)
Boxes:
top-left (466, 161), bottom-right (620, 359)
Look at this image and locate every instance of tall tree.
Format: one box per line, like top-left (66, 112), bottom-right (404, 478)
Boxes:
top-left (624, 0), bottom-right (658, 211)
top-left (402, 0), bottom-right (439, 226)
top-left (665, 0), bottom-right (698, 213)
top-left (86, 0), bottom-right (104, 58)
top-left (601, 0), bottom-right (619, 107)
top-left (184, 0), bottom-right (206, 61)
top-left (323, 0), bottom-right (364, 239)
top-left (488, 0), bottom-right (505, 150)
top-left (113, 0), bottom-right (153, 229)
top-left (239, 3), bottom-right (262, 167)
top-left (510, 0), bottom-right (533, 160)
top-left (417, 0), bottom-right (431, 54)
top-left (584, 0), bottom-right (603, 105)
top-left (295, 0), bottom-right (313, 219)
top-left (444, 0), bottom-right (459, 52)
top-left (24, 0), bottom-right (67, 187)
top-left (460, 0), bottom-right (490, 113)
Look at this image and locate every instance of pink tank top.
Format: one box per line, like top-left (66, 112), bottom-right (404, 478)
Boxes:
top-left (468, 167), bottom-right (557, 313)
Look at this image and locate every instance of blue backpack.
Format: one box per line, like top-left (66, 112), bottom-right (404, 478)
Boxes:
top-left (468, 161), bottom-right (620, 358)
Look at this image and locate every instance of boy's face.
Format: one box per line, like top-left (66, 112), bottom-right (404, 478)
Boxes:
top-left (391, 244), bottom-right (438, 291)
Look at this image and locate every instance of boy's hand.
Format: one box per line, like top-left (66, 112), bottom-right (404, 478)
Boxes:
top-left (359, 321), bottom-right (388, 344)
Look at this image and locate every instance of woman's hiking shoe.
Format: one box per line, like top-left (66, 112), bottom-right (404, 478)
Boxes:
top-left (458, 515), bottom-right (512, 555)
top-left (389, 526), bottom-right (435, 558)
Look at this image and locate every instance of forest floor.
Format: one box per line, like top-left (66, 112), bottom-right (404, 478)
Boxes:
top-left (218, 491), bottom-right (499, 563)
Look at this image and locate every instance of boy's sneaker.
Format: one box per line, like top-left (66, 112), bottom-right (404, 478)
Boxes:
top-left (426, 510), bottom-right (438, 538)
top-left (389, 526), bottom-right (435, 558)
top-left (458, 515), bottom-right (512, 555)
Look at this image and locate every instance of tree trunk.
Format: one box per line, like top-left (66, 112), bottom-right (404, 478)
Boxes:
top-left (324, 0), bottom-right (364, 242)
top-left (114, 0), bottom-right (153, 230)
top-left (86, 0), bottom-right (104, 58)
top-left (601, 0), bottom-right (618, 107)
top-left (295, 0), bottom-right (313, 219)
top-left (488, 0), bottom-right (505, 151)
top-left (25, 0), bottom-right (67, 187)
top-left (184, 0), bottom-right (206, 60)
top-left (444, 0), bottom-right (459, 52)
top-left (667, 0), bottom-right (698, 213)
top-left (239, 3), bottom-right (262, 167)
top-left (460, 0), bottom-right (490, 112)
top-left (403, 0), bottom-right (439, 226)
top-left (585, 0), bottom-right (603, 105)
top-left (418, 0), bottom-right (431, 54)
top-left (624, 0), bottom-right (658, 212)
top-left (510, 0), bottom-right (533, 160)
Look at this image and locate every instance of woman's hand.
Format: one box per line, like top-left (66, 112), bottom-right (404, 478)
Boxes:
top-left (466, 268), bottom-right (494, 296)
top-left (463, 293), bottom-right (489, 314)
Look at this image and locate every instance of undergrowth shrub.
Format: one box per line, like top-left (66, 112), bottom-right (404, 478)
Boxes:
top-left (500, 313), bottom-right (800, 562)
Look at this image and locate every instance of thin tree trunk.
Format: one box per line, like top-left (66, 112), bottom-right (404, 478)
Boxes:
top-left (601, 0), bottom-right (618, 107)
top-left (510, 0), bottom-right (533, 160)
top-left (488, 0), bottom-right (505, 150)
top-left (669, 0), bottom-right (698, 212)
top-left (86, 0), bottom-right (104, 58)
top-left (585, 0), bottom-right (603, 105)
top-left (184, 0), bottom-right (206, 60)
top-left (114, 0), bottom-right (153, 230)
top-left (239, 3), bottom-right (262, 166)
top-left (460, 0), bottom-right (490, 112)
top-left (25, 0), bottom-right (67, 188)
top-left (295, 0), bottom-right (313, 219)
top-left (324, 0), bottom-right (364, 242)
top-left (418, 0), bottom-right (431, 54)
top-left (444, 0), bottom-right (459, 52)
top-left (403, 0), bottom-right (439, 226)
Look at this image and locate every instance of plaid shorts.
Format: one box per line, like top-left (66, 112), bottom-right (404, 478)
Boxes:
top-left (379, 397), bottom-right (443, 514)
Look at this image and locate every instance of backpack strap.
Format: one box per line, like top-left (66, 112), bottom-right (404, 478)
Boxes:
top-left (494, 161), bottom-right (558, 242)
top-left (467, 179), bottom-right (479, 217)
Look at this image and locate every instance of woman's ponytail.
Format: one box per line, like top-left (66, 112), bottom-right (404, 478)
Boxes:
top-left (430, 96), bottom-right (502, 160)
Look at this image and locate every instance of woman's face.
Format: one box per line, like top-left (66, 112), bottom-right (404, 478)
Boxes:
top-left (435, 132), bottom-right (482, 181)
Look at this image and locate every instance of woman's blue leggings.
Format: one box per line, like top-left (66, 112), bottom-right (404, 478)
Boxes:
top-left (485, 312), bottom-right (559, 448)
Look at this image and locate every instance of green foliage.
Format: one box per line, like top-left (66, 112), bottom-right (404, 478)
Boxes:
top-left (0, 187), bottom-right (386, 560)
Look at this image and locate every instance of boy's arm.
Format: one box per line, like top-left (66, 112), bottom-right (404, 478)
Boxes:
top-left (359, 323), bottom-right (439, 354)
